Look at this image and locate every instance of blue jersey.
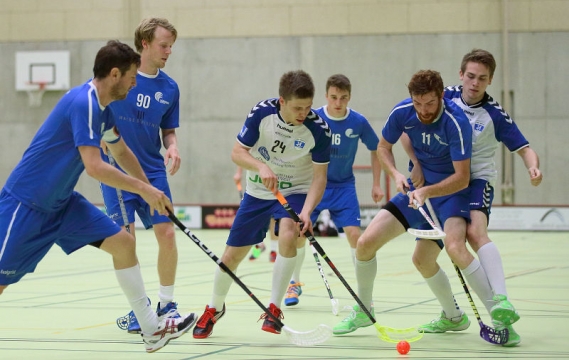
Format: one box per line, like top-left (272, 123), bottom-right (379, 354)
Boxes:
top-left (445, 86), bottom-right (529, 186)
top-left (382, 97), bottom-right (472, 185)
top-left (314, 106), bottom-right (379, 187)
top-left (104, 70), bottom-right (180, 178)
top-left (3, 81), bottom-right (117, 212)
top-left (238, 98), bottom-right (331, 200)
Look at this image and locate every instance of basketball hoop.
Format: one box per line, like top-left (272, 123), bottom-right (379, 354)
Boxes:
top-left (26, 82), bottom-right (47, 107)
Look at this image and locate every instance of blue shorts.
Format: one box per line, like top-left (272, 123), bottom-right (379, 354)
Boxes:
top-left (388, 187), bottom-right (471, 244)
top-left (101, 176), bottom-right (172, 229)
top-left (227, 193), bottom-right (306, 247)
top-left (0, 190), bottom-right (121, 285)
top-left (311, 186), bottom-right (360, 228)
top-left (469, 179), bottom-right (494, 213)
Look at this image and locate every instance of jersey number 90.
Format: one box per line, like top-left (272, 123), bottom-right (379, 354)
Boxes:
top-left (136, 94), bottom-right (151, 109)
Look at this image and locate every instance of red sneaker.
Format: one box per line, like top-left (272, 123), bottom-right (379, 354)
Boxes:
top-left (269, 251), bottom-right (277, 263)
top-left (259, 303), bottom-right (283, 334)
top-left (192, 304), bottom-right (226, 339)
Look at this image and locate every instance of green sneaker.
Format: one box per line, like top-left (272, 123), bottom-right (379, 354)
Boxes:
top-left (494, 322), bottom-right (521, 347)
top-left (417, 311), bottom-right (470, 333)
top-left (490, 295), bottom-right (520, 326)
top-left (332, 304), bottom-right (374, 335)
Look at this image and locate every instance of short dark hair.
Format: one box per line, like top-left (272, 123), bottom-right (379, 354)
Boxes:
top-left (92, 40), bottom-right (141, 80)
top-left (407, 70), bottom-right (444, 98)
top-left (134, 17), bottom-right (178, 53)
top-left (461, 48), bottom-right (496, 78)
top-left (279, 70), bottom-right (315, 101)
top-left (326, 74), bottom-right (351, 94)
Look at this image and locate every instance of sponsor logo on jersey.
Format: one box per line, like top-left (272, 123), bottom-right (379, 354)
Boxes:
top-left (474, 122), bottom-right (485, 132)
top-left (404, 126), bottom-right (414, 129)
top-left (345, 128), bottom-right (359, 138)
top-left (154, 92), bottom-right (170, 105)
top-left (239, 126), bottom-right (248, 138)
top-left (294, 139), bottom-right (306, 150)
top-left (277, 122), bottom-right (293, 133)
top-left (258, 146), bottom-right (270, 160)
top-left (249, 174), bottom-right (292, 189)
top-left (433, 134), bottom-right (448, 146)
top-left (0, 269), bottom-right (16, 276)
top-left (463, 109), bottom-right (475, 116)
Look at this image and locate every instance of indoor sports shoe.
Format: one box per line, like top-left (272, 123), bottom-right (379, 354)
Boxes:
top-left (157, 301), bottom-right (181, 320)
top-left (259, 303), bottom-right (283, 334)
top-left (249, 243), bottom-right (266, 261)
top-left (490, 294), bottom-right (520, 326)
top-left (493, 321), bottom-right (521, 347)
top-left (193, 304), bottom-right (226, 339)
top-left (269, 251), bottom-right (277, 263)
top-left (142, 312), bottom-right (197, 353)
top-left (417, 311), bottom-right (470, 333)
top-left (332, 304), bottom-right (374, 335)
top-left (127, 310), bottom-right (142, 334)
top-left (284, 281), bottom-right (303, 306)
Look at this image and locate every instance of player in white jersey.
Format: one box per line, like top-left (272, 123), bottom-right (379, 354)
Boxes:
top-left (0, 41), bottom-right (195, 353)
top-left (334, 70), bottom-right (479, 335)
top-left (193, 70), bottom-right (331, 339)
top-left (409, 49), bottom-right (542, 346)
top-left (100, 18), bottom-right (183, 334)
top-left (283, 74), bottom-right (384, 307)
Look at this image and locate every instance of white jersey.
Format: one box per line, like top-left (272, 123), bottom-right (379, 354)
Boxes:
top-left (445, 86), bottom-right (529, 186)
top-left (237, 98), bottom-right (331, 200)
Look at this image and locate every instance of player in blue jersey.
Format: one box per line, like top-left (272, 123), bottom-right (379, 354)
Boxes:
top-left (333, 69), bottom-right (479, 335)
top-left (408, 49), bottom-right (542, 346)
top-left (99, 18), bottom-right (183, 334)
top-left (0, 40), bottom-right (195, 353)
top-left (192, 70), bottom-right (331, 338)
top-left (283, 74), bottom-right (384, 307)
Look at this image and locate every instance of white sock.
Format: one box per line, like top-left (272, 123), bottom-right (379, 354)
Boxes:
top-left (424, 268), bottom-right (462, 319)
top-left (463, 259), bottom-right (495, 314)
top-left (271, 255), bottom-right (296, 306)
top-left (115, 265), bottom-right (157, 333)
top-left (350, 247), bottom-right (356, 267)
top-left (210, 266), bottom-right (234, 310)
top-left (355, 257), bottom-right (377, 310)
top-left (477, 242), bottom-right (508, 296)
top-left (291, 243), bottom-right (306, 283)
top-left (270, 239), bottom-right (278, 252)
top-left (158, 285), bottom-right (175, 308)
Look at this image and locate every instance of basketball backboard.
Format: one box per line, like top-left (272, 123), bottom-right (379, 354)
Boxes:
top-left (15, 50), bottom-right (70, 91)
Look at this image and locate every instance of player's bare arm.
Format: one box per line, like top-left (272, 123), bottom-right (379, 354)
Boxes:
top-left (298, 162), bottom-right (328, 234)
top-left (231, 141), bottom-right (278, 191)
top-left (400, 133), bottom-right (424, 188)
top-left (79, 145), bottom-right (171, 215)
top-left (370, 150), bottom-right (384, 203)
top-left (517, 147), bottom-right (543, 186)
top-left (162, 128), bottom-right (180, 175)
top-left (377, 138), bottom-right (408, 194)
top-left (105, 137), bottom-right (150, 185)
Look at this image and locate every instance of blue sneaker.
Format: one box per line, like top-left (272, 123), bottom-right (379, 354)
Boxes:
top-left (157, 301), bottom-right (181, 320)
top-left (127, 310), bottom-right (141, 334)
top-left (116, 298), bottom-right (150, 334)
top-left (284, 281), bottom-right (303, 306)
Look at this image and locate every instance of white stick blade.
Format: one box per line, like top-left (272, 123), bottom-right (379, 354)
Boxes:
top-left (283, 324), bottom-right (332, 346)
top-left (331, 298), bottom-right (340, 316)
top-left (407, 228), bottom-right (446, 239)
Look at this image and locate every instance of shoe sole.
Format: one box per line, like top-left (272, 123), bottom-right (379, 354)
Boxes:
top-left (128, 329), bottom-right (142, 334)
top-left (284, 300), bottom-right (299, 306)
top-left (262, 326), bottom-right (281, 334)
top-left (146, 314), bottom-right (197, 353)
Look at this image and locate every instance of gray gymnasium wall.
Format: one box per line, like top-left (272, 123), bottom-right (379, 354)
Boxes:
top-left (0, 32), bottom-right (567, 205)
